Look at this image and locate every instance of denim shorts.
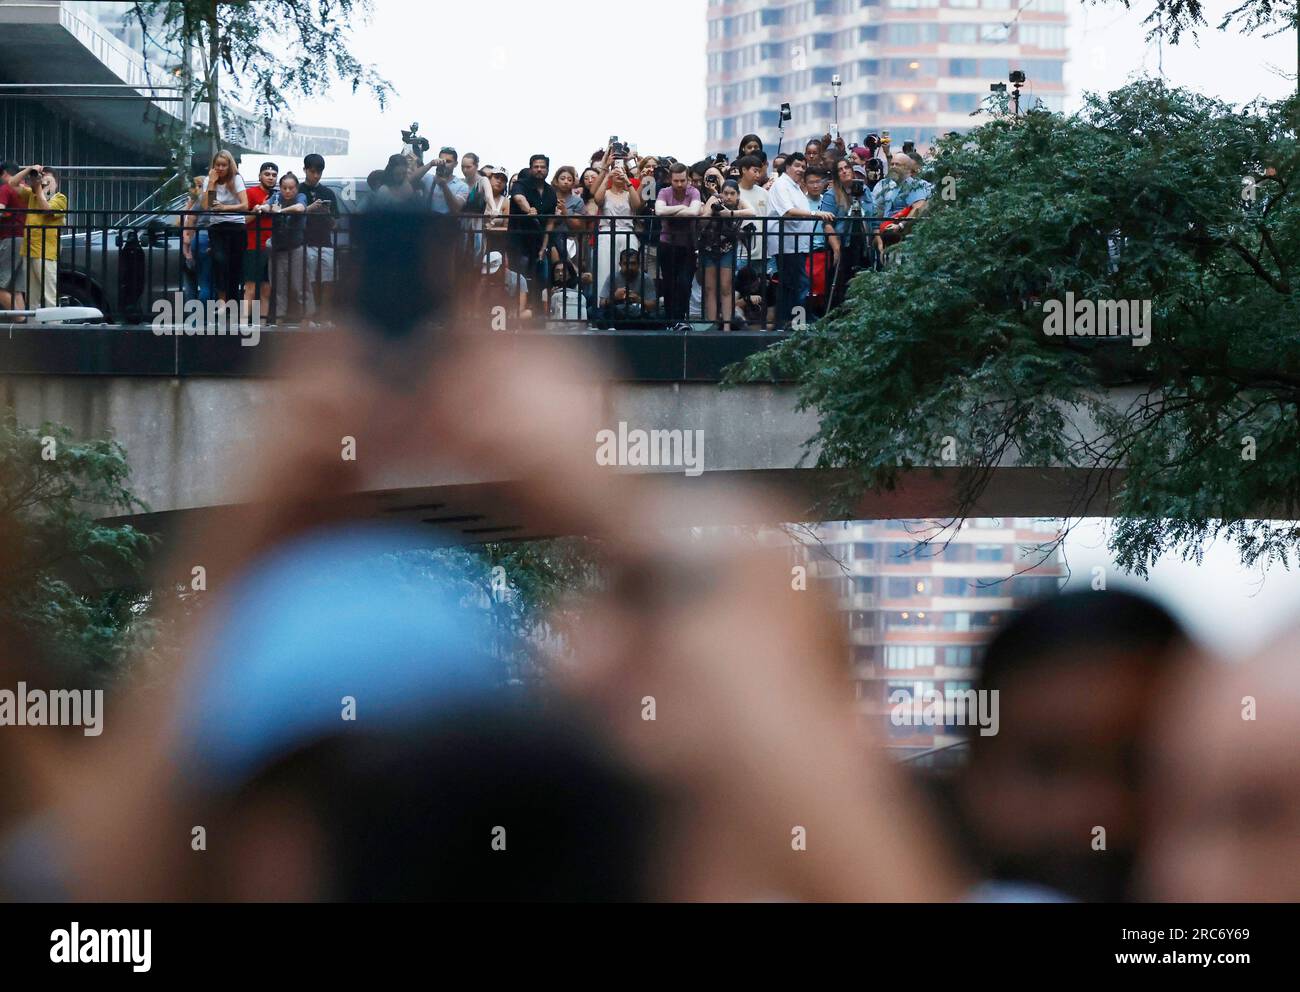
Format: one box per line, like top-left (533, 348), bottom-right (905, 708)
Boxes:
top-left (699, 249), bottom-right (736, 270)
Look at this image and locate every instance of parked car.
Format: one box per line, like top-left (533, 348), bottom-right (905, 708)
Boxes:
top-left (57, 178), bottom-right (372, 322)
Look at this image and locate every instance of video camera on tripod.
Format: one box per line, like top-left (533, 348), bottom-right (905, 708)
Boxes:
top-left (401, 122), bottom-right (430, 164)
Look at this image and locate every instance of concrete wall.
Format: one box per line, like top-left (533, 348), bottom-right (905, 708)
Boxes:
top-left (1, 376), bottom-right (822, 515)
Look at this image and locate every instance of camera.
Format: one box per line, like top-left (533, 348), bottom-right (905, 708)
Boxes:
top-left (710, 200), bottom-right (724, 215)
top-left (436, 159), bottom-right (454, 179)
top-left (400, 122), bottom-right (430, 162)
top-left (990, 81), bottom-right (1007, 93)
top-left (902, 140), bottom-right (915, 155)
top-left (849, 179), bottom-right (865, 198)
top-left (1009, 69), bottom-right (1026, 84)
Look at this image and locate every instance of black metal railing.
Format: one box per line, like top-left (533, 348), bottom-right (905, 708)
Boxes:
top-left (2, 207), bottom-right (906, 330)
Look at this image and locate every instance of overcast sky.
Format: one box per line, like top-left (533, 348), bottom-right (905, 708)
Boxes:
top-left (283, 0), bottom-right (1298, 177)
top-left (277, 0), bottom-right (1300, 654)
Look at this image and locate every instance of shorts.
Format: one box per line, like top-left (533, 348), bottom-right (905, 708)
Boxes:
top-left (242, 250), bottom-right (270, 285)
top-left (699, 249), bottom-right (737, 270)
top-left (0, 237), bottom-right (26, 292)
top-left (304, 245), bottom-right (335, 283)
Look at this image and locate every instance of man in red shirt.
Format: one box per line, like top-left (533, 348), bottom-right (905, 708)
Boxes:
top-left (242, 161), bottom-right (278, 322)
top-left (0, 161), bottom-right (27, 311)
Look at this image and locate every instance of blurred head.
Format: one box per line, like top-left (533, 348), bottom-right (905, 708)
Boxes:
top-left (738, 133), bottom-right (763, 158)
top-left (385, 154), bottom-right (409, 187)
top-left (772, 154), bottom-right (787, 176)
top-left (639, 156), bottom-right (658, 178)
top-left (279, 173), bottom-right (300, 199)
top-left (836, 158), bottom-right (855, 188)
top-left (366, 169), bottom-right (385, 192)
top-left (460, 152), bottom-right (479, 180)
top-left (1142, 633), bottom-right (1300, 901)
top-left (609, 164), bottom-right (628, 190)
top-left (580, 167), bottom-right (600, 197)
top-left (957, 590), bottom-right (1187, 902)
top-left (37, 168), bottom-right (58, 197)
top-left (529, 155), bottom-right (549, 181)
top-left (258, 162), bottom-right (279, 191)
top-left (489, 170), bottom-right (507, 196)
top-left (438, 146), bottom-right (457, 170)
top-left (0, 161), bottom-right (18, 181)
top-left (804, 139), bottom-right (823, 162)
top-left (721, 181), bottom-right (740, 209)
top-left (703, 167), bottom-right (724, 195)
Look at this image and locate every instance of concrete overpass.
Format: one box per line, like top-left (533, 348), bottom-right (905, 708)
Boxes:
top-left (1, 327), bottom-right (1124, 544)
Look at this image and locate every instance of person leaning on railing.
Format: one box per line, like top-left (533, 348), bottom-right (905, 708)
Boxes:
top-left (181, 174), bottom-right (212, 304)
top-left (262, 172), bottom-right (311, 322)
top-left (6, 164), bottom-right (67, 309)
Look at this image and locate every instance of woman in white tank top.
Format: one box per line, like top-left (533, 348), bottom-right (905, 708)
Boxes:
top-left (591, 154), bottom-right (643, 311)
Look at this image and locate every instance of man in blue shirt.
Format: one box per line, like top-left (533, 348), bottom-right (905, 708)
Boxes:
top-left (421, 145), bottom-right (469, 215)
top-left (872, 151), bottom-right (932, 251)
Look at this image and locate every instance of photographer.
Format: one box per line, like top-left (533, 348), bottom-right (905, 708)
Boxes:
top-left (591, 147), bottom-right (642, 317)
top-left (598, 247), bottom-right (657, 323)
top-left (420, 146), bottom-right (469, 215)
top-left (6, 164), bottom-right (66, 308)
top-left (698, 178), bottom-right (755, 331)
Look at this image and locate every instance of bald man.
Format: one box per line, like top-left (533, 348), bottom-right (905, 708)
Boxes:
top-left (1141, 631), bottom-right (1300, 901)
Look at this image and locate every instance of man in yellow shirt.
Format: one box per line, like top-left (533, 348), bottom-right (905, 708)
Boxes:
top-left (8, 165), bottom-right (67, 308)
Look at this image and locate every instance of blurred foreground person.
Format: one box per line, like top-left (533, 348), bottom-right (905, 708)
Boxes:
top-left (47, 208), bottom-right (961, 902)
top-left (953, 590), bottom-right (1187, 902)
top-left (1141, 629), bottom-right (1300, 901)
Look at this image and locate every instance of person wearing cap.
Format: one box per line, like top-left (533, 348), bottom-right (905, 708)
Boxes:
top-left (479, 166), bottom-right (511, 257)
top-left (479, 249), bottom-right (531, 322)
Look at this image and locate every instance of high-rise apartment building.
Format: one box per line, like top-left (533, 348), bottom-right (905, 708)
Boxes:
top-left (706, 0), bottom-right (1069, 155)
top-left (803, 518), bottom-right (1065, 763)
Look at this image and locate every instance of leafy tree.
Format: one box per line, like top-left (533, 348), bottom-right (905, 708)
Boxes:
top-left (0, 414), bottom-right (157, 683)
top-left (1086, 0), bottom-right (1299, 43)
top-left (127, 0), bottom-right (393, 159)
top-left (734, 81), bottom-right (1300, 577)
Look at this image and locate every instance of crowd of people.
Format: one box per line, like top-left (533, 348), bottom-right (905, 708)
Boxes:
top-left (178, 150), bottom-right (341, 323)
top-left (1, 131), bottom-right (932, 330)
top-left (361, 130), bottom-right (933, 330)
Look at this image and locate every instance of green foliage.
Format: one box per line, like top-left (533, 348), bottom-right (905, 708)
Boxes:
top-left (0, 414), bottom-right (156, 681)
top-left (128, 0), bottom-right (393, 147)
top-left (1086, 0), bottom-right (1299, 43)
top-left (733, 81), bottom-right (1300, 576)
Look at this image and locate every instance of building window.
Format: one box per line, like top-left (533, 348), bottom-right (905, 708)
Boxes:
top-left (975, 544), bottom-right (1005, 562)
top-left (761, 7), bottom-right (785, 25)
top-left (947, 93), bottom-right (979, 112)
top-left (949, 58), bottom-right (978, 77)
top-left (944, 646), bottom-right (975, 666)
top-left (946, 24), bottom-right (977, 44)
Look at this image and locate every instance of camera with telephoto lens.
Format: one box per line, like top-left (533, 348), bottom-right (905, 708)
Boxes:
top-left (401, 122), bottom-right (430, 161)
top-left (436, 159), bottom-right (455, 179)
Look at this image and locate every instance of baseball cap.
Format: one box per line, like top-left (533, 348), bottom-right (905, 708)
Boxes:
top-left (481, 251), bottom-right (504, 275)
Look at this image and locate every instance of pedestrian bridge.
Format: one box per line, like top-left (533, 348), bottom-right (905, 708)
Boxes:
top-left (1, 327), bottom-right (1124, 543)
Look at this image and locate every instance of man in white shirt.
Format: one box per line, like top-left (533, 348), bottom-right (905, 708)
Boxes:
top-left (766, 152), bottom-right (834, 329)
